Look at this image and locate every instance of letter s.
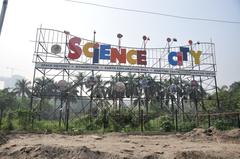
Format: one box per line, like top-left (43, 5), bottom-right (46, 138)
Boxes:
top-left (68, 37), bottom-right (82, 59)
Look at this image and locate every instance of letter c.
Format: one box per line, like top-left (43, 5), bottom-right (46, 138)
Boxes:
top-left (127, 50), bottom-right (137, 64)
top-left (168, 52), bottom-right (178, 66)
top-left (83, 42), bottom-right (94, 58)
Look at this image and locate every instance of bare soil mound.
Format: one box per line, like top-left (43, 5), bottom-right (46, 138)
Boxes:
top-left (175, 150), bottom-right (225, 159)
top-left (0, 132), bottom-right (239, 159)
top-left (181, 128), bottom-right (240, 143)
top-left (0, 145), bottom-right (121, 159)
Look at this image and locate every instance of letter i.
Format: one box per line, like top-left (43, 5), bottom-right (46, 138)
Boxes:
top-left (177, 52), bottom-right (183, 66)
top-left (93, 48), bottom-right (99, 63)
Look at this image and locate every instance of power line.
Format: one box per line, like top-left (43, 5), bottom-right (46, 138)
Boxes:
top-left (65, 0), bottom-right (240, 24)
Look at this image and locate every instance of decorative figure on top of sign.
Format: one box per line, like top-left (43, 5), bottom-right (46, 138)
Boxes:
top-left (117, 33), bottom-right (123, 39)
top-left (188, 40), bottom-right (193, 45)
top-left (51, 44), bottom-right (61, 54)
top-left (167, 37), bottom-right (171, 43)
top-left (142, 35), bottom-right (150, 49)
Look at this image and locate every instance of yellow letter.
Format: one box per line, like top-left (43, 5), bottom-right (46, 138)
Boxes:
top-left (127, 50), bottom-right (137, 64)
top-left (190, 50), bottom-right (202, 64)
top-left (83, 42), bottom-right (94, 58)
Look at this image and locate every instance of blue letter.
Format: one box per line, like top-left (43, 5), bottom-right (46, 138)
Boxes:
top-left (100, 44), bottom-right (111, 60)
top-left (168, 51), bottom-right (178, 66)
top-left (180, 47), bottom-right (189, 61)
top-left (93, 48), bottom-right (99, 63)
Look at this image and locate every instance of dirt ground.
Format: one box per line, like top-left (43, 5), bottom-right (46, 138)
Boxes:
top-left (0, 128), bottom-right (239, 159)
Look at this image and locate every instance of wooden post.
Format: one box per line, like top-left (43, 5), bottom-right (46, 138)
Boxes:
top-left (141, 109), bottom-right (144, 132)
top-left (103, 109), bottom-right (107, 133)
top-left (237, 113), bottom-right (240, 129)
top-left (175, 110), bottom-right (178, 131)
top-left (208, 112), bottom-right (211, 128)
top-left (59, 93), bottom-right (63, 129)
top-left (65, 93), bottom-right (70, 131)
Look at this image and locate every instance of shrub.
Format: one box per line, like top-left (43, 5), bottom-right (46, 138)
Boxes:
top-left (159, 115), bottom-right (173, 132)
top-left (6, 112), bottom-right (14, 130)
top-left (179, 121), bottom-right (196, 132)
top-left (214, 119), bottom-right (230, 130)
top-left (17, 109), bottom-right (31, 130)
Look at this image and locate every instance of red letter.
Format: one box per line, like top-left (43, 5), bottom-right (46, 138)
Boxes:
top-left (137, 50), bottom-right (147, 65)
top-left (68, 37), bottom-right (82, 59)
top-left (110, 48), bottom-right (126, 64)
top-left (177, 52), bottom-right (183, 66)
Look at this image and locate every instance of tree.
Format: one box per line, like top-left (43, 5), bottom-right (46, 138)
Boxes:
top-left (32, 77), bottom-right (56, 120)
top-left (75, 72), bottom-right (85, 96)
top-left (142, 75), bottom-right (159, 114)
top-left (13, 79), bottom-right (31, 102)
top-left (89, 75), bottom-right (106, 99)
top-left (88, 75), bottom-right (107, 113)
top-left (125, 73), bottom-right (138, 106)
top-left (0, 88), bottom-right (16, 128)
top-left (228, 82), bottom-right (240, 111)
top-left (105, 75), bottom-right (117, 108)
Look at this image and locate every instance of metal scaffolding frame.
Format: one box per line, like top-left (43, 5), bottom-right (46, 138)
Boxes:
top-left (30, 28), bottom-right (219, 130)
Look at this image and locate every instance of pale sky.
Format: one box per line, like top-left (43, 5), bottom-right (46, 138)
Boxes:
top-left (0, 0), bottom-right (239, 86)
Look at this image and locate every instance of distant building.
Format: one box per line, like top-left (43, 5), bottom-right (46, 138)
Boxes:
top-left (0, 74), bottom-right (25, 89)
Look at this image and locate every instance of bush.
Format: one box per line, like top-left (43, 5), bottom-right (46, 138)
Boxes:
top-left (6, 112), bottom-right (14, 131)
top-left (17, 109), bottom-right (31, 130)
top-left (161, 120), bottom-right (173, 132)
top-left (179, 121), bottom-right (196, 132)
top-left (159, 115), bottom-right (173, 132)
top-left (34, 120), bottom-right (59, 133)
top-left (214, 119), bottom-right (231, 130)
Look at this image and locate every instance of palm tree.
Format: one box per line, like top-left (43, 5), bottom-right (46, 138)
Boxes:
top-left (33, 77), bottom-right (56, 98)
top-left (188, 80), bottom-right (207, 112)
top-left (90, 75), bottom-right (107, 99)
top-left (32, 77), bottom-right (56, 120)
top-left (86, 75), bottom-right (107, 116)
top-left (125, 73), bottom-right (138, 106)
top-left (14, 79), bottom-right (31, 102)
top-left (75, 72), bottom-right (85, 96)
top-left (105, 75), bottom-right (117, 108)
top-left (74, 72), bottom-right (86, 114)
top-left (142, 75), bottom-right (159, 115)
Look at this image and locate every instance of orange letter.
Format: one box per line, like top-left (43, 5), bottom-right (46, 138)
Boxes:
top-left (83, 42), bottom-right (94, 58)
top-left (110, 48), bottom-right (126, 64)
top-left (127, 50), bottom-right (137, 64)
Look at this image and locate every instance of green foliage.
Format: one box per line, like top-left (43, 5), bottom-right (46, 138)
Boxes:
top-left (179, 121), bottom-right (196, 132)
top-left (34, 120), bottom-right (59, 133)
top-left (13, 79), bottom-right (31, 101)
top-left (6, 112), bottom-right (14, 130)
top-left (214, 119), bottom-right (231, 130)
top-left (159, 115), bottom-right (173, 132)
top-left (160, 120), bottom-right (173, 132)
top-left (17, 109), bottom-right (31, 130)
top-left (206, 82), bottom-right (240, 111)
